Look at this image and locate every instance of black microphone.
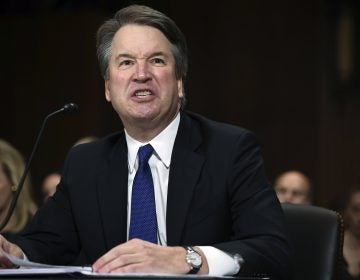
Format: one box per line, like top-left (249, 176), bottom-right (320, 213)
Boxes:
top-left (0, 103), bottom-right (79, 232)
top-left (48, 102), bottom-right (79, 117)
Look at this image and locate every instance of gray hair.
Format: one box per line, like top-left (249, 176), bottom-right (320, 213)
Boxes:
top-left (96, 5), bottom-right (188, 107)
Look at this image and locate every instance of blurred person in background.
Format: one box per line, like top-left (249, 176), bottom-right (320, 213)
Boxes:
top-left (0, 6), bottom-right (289, 279)
top-left (0, 139), bottom-right (37, 242)
top-left (342, 186), bottom-right (360, 280)
top-left (41, 171), bottom-right (61, 202)
top-left (72, 136), bottom-right (98, 147)
top-left (274, 170), bottom-right (312, 204)
top-left (41, 136), bottom-right (98, 202)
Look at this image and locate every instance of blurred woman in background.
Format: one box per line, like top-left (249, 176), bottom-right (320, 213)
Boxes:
top-left (0, 139), bottom-right (37, 241)
top-left (342, 186), bottom-right (360, 280)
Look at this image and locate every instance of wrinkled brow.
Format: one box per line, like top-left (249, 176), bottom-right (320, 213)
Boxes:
top-left (114, 51), bottom-right (170, 61)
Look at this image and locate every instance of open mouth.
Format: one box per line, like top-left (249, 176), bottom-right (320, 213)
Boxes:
top-left (134, 90), bottom-right (153, 97)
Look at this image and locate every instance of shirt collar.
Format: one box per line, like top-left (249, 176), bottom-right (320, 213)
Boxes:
top-left (125, 113), bottom-right (180, 173)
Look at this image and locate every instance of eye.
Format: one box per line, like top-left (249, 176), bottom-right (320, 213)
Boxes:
top-left (119, 59), bottom-right (134, 69)
top-left (150, 57), bottom-right (166, 65)
top-left (275, 187), bottom-right (287, 194)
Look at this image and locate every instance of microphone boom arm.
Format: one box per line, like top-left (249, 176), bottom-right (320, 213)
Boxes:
top-left (0, 103), bottom-right (79, 233)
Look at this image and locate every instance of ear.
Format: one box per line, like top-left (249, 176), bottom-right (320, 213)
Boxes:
top-left (105, 80), bottom-right (111, 102)
top-left (177, 79), bottom-right (183, 98)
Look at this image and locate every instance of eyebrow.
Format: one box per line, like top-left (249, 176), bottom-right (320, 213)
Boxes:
top-left (114, 51), bottom-right (169, 61)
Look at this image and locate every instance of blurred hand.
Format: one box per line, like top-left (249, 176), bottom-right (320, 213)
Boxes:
top-left (0, 235), bottom-right (24, 268)
top-left (92, 239), bottom-right (208, 274)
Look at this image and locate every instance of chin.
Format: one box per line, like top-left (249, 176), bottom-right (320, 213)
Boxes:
top-left (132, 111), bottom-right (159, 122)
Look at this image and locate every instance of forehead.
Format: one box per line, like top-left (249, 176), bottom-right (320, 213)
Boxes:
top-left (111, 24), bottom-right (173, 57)
top-left (276, 173), bottom-right (308, 189)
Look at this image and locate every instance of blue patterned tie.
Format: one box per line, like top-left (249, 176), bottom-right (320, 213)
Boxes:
top-left (129, 144), bottom-right (158, 243)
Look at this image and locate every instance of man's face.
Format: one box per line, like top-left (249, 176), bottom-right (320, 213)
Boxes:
top-left (274, 172), bottom-right (310, 204)
top-left (42, 173), bottom-right (61, 202)
top-left (105, 24), bottom-right (182, 133)
top-left (345, 191), bottom-right (360, 237)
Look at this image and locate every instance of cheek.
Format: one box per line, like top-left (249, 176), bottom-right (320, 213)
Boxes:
top-left (108, 69), bottom-right (130, 87)
top-left (156, 67), bottom-right (177, 83)
top-left (346, 214), bottom-right (358, 226)
top-left (0, 184), bottom-right (12, 202)
top-left (276, 192), bottom-right (284, 198)
top-left (106, 78), bottom-right (127, 100)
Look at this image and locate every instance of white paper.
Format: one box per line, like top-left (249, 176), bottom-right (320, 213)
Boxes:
top-left (0, 246), bottom-right (92, 274)
top-left (0, 247), bottom-right (237, 278)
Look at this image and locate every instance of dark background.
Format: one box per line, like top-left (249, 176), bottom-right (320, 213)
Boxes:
top-left (1, 0), bottom-right (359, 208)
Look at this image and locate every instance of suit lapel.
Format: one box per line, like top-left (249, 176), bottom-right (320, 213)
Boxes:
top-left (97, 135), bottom-right (128, 251)
top-left (96, 113), bottom-right (205, 248)
top-left (166, 112), bottom-right (205, 245)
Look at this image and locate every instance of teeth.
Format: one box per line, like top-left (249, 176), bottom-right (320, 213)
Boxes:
top-left (135, 91), bottom-right (151, 96)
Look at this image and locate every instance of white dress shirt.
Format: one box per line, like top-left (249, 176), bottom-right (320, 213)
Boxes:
top-left (125, 112), bottom-right (240, 276)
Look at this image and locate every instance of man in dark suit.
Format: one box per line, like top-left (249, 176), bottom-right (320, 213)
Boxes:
top-left (0, 5), bottom-right (290, 279)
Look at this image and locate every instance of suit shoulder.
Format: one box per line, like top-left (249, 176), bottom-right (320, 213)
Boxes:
top-left (67, 131), bottom-right (124, 160)
top-left (184, 111), bottom-right (254, 139)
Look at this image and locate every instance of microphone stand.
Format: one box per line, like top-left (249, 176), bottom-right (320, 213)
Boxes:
top-left (0, 103), bottom-right (79, 233)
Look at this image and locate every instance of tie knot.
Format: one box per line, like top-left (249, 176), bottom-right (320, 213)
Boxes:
top-left (138, 144), bottom-right (154, 164)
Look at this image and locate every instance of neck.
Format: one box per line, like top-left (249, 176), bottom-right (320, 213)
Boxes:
top-left (125, 111), bottom-right (179, 143)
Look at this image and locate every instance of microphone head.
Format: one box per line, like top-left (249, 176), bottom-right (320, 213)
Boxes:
top-left (62, 103), bottom-right (79, 114)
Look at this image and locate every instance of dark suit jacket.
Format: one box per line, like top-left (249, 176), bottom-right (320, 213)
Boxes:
top-left (17, 111), bottom-right (290, 279)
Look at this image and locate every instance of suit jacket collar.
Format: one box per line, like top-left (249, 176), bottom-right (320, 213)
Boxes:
top-left (97, 135), bottom-right (129, 251)
top-left (166, 111), bottom-right (205, 245)
top-left (97, 111), bottom-right (205, 248)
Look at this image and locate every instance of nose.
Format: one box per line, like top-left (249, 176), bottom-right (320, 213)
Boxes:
top-left (134, 60), bottom-right (151, 82)
top-left (280, 192), bottom-right (294, 204)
